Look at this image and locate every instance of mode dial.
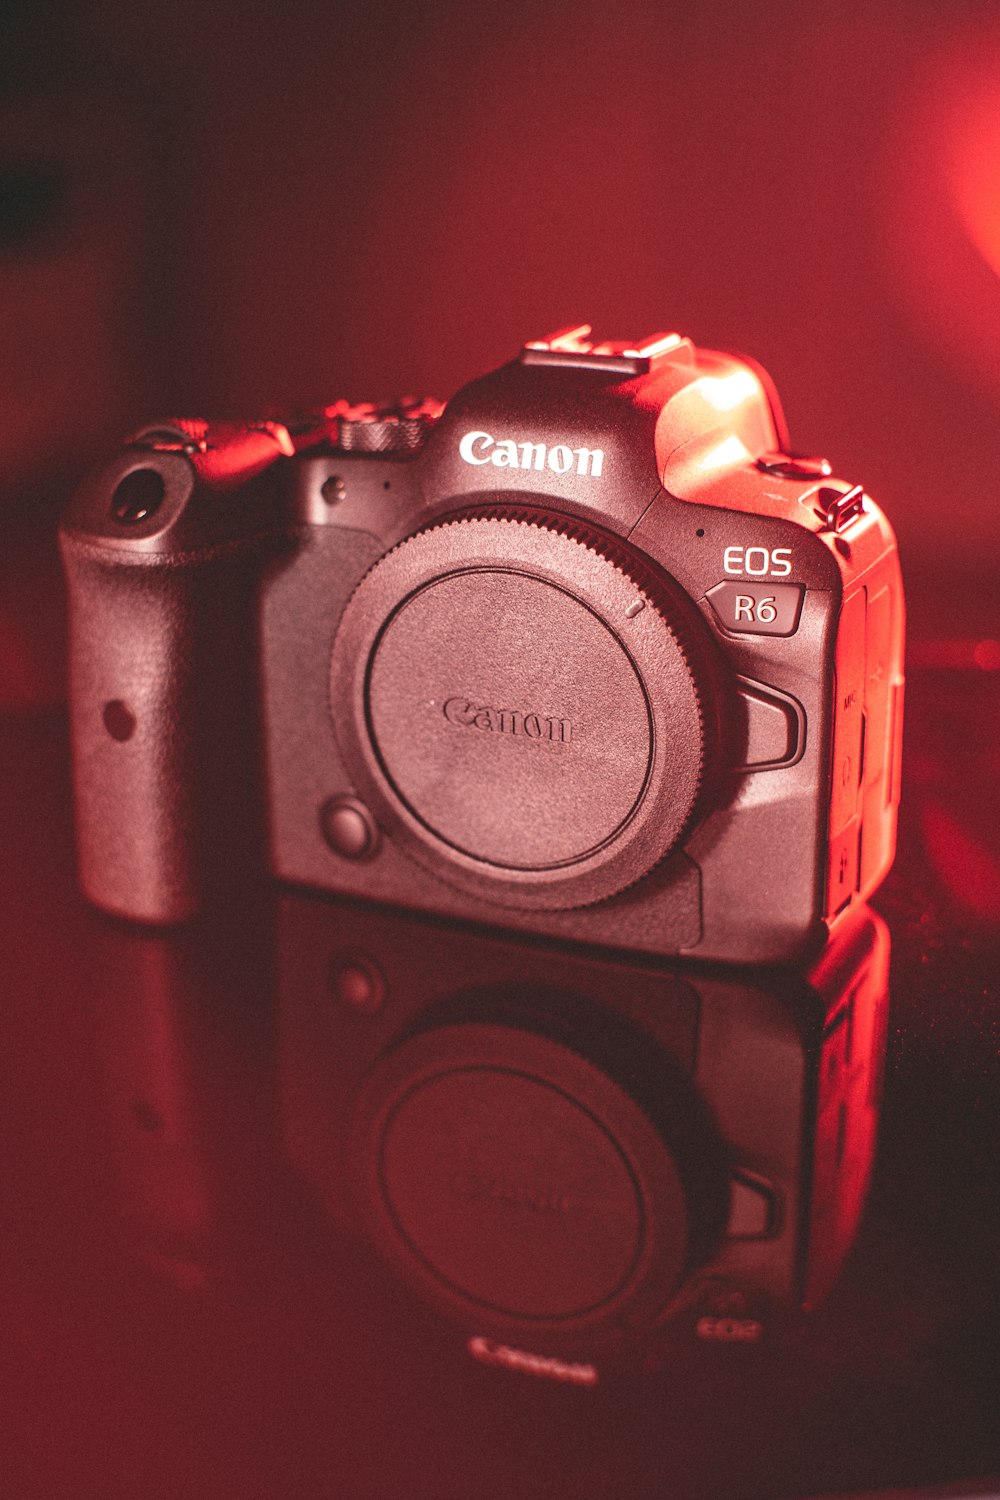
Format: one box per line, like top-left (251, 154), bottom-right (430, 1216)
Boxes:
top-left (326, 397), bottom-right (443, 455)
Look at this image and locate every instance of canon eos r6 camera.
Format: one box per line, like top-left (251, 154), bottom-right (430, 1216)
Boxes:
top-left (61, 326), bottom-right (904, 961)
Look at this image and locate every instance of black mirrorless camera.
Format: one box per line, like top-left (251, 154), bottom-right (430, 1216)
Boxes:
top-left (61, 326), bottom-right (904, 961)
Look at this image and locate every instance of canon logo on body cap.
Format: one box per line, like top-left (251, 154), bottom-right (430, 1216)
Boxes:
top-left (459, 430), bottom-right (605, 478)
top-left (443, 696), bottom-right (572, 745)
top-left (451, 1168), bottom-right (576, 1216)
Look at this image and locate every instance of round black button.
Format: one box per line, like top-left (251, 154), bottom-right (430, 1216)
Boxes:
top-left (320, 796), bottom-right (380, 860)
top-left (321, 474), bottom-right (347, 506)
top-left (331, 954), bottom-right (386, 1013)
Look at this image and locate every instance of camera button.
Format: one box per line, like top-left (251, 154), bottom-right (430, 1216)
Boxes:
top-left (706, 580), bottom-right (805, 637)
top-left (735, 679), bottom-right (804, 770)
top-left (726, 1172), bottom-right (776, 1239)
top-left (330, 953), bottom-right (386, 1013)
top-left (320, 796), bottom-right (380, 860)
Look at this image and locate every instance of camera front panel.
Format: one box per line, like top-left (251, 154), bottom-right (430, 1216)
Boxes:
top-left (261, 353), bottom-right (873, 962)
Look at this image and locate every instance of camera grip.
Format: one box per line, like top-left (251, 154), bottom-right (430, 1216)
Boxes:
top-left (63, 544), bottom-right (263, 923)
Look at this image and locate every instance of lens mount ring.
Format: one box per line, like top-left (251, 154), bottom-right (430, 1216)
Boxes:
top-left (329, 509), bottom-right (718, 911)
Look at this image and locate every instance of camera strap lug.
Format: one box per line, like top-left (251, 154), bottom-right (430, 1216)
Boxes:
top-left (816, 483), bottom-right (866, 533)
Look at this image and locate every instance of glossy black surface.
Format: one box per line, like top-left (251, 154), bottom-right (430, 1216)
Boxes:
top-left (2, 656), bottom-right (998, 1500)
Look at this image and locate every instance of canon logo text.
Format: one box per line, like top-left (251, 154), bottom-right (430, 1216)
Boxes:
top-left (452, 1169), bottom-right (575, 1216)
top-left (443, 697), bottom-right (572, 745)
top-left (459, 429), bottom-right (605, 478)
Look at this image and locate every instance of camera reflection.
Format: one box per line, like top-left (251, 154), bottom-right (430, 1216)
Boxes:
top-left (279, 898), bottom-right (890, 1383)
top-left (87, 890), bottom-right (888, 1388)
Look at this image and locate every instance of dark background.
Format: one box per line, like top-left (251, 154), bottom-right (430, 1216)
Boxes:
top-left (3, 0), bottom-right (1000, 710)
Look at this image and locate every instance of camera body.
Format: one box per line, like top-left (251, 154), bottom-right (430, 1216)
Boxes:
top-left (280, 893), bottom-right (890, 1380)
top-left (61, 326), bottom-right (904, 961)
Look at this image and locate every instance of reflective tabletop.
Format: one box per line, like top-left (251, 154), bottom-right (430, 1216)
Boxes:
top-left (2, 651), bottom-right (998, 1500)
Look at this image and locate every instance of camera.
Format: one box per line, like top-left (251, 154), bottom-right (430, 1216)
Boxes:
top-left (60, 325), bottom-right (904, 961)
top-left (280, 894), bottom-right (890, 1381)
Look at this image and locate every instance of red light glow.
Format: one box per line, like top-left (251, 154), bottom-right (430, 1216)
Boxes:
top-left (919, 795), bottom-right (1000, 925)
top-left (885, 27), bottom-right (1000, 397)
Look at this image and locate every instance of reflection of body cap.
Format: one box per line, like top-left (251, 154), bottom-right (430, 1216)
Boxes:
top-left (349, 1018), bottom-right (717, 1340)
top-left (281, 893), bottom-right (890, 1374)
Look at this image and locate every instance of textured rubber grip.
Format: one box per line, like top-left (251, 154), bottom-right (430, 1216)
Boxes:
top-left (60, 423), bottom-right (291, 924)
top-left (63, 541), bottom-right (266, 924)
top-left (63, 546), bottom-right (205, 922)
